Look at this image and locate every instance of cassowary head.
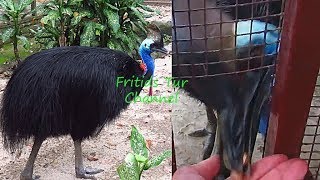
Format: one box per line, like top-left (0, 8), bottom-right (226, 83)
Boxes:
top-left (139, 24), bottom-right (168, 55)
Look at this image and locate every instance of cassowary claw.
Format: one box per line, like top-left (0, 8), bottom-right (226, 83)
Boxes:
top-left (76, 167), bottom-right (103, 179)
top-left (20, 174), bottom-right (40, 180)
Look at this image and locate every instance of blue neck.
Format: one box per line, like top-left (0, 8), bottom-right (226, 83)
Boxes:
top-left (139, 46), bottom-right (155, 75)
top-left (236, 20), bottom-right (280, 55)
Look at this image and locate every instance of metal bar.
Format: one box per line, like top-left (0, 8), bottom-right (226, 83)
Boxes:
top-left (174, 31), bottom-right (281, 41)
top-left (173, 0), bottom-right (281, 12)
top-left (172, 130), bottom-right (177, 174)
top-left (172, 64), bottom-right (275, 79)
top-left (172, 54), bottom-right (276, 66)
top-left (171, 0), bottom-right (181, 77)
top-left (265, 0), bottom-right (320, 162)
top-left (204, 0), bottom-right (208, 76)
top-left (174, 18), bottom-right (283, 27)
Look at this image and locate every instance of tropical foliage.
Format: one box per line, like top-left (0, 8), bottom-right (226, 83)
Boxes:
top-left (0, 0), bottom-right (33, 62)
top-left (33, 0), bottom-right (157, 57)
top-left (117, 126), bottom-right (171, 180)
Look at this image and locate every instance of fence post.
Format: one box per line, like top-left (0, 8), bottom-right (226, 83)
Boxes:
top-left (265, 0), bottom-right (320, 160)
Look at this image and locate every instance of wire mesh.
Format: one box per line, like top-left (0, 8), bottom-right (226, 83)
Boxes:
top-left (172, 0), bottom-right (284, 79)
top-left (171, 0), bottom-right (286, 170)
top-left (300, 72), bottom-right (320, 179)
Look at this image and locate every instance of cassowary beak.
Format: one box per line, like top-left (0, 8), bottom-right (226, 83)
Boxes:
top-left (152, 47), bottom-right (168, 54)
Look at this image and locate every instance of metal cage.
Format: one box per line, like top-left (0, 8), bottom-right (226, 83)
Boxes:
top-left (300, 73), bottom-right (320, 179)
top-left (172, 0), bottom-right (320, 179)
top-left (172, 0), bottom-right (284, 79)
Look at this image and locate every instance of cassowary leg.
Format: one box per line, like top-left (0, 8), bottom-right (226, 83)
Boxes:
top-left (74, 140), bottom-right (103, 179)
top-left (20, 138), bottom-right (44, 180)
top-left (202, 106), bottom-right (217, 160)
top-left (148, 78), bottom-right (153, 96)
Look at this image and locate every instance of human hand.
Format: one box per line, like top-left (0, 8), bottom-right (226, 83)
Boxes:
top-left (172, 154), bottom-right (308, 180)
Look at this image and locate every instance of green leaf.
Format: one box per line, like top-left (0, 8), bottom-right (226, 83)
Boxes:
top-left (80, 21), bottom-right (96, 46)
top-left (132, 21), bottom-right (147, 35)
top-left (71, 11), bottom-right (92, 26)
top-left (41, 10), bottom-right (60, 27)
top-left (143, 14), bottom-right (153, 18)
top-left (94, 23), bottom-right (105, 31)
top-left (45, 40), bottom-right (58, 49)
top-left (137, 4), bottom-right (155, 12)
top-left (17, 35), bottom-right (30, 50)
top-left (61, 7), bottom-right (73, 16)
top-left (104, 8), bottom-right (120, 33)
top-left (129, 7), bottom-right (146, 24)
top-left (0, 0), bottom-right (15, 11)
top-left (17, 0), bottom-right (33, 12)
top-left (42, 24), bottom-right (60, 37)
top-left (68, 0), bottom-right (83, 5)
top-left (130, 126), bottom-right (148, 159)
top-left (144, 150), bottom-right (172, 170)
top-left (106, 3), bottom-right (119, 11)
top-left (134, 154), bottom-right (148, 163)
top-left (117, 153), bottom-right (140, 180)
top-left (1, 28), bottom-right (14, 42)
top-left (0, 14), bottom-right (10, 22)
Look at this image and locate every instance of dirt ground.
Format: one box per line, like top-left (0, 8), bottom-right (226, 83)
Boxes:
top-left (0, 54), bottom-right (172, 180)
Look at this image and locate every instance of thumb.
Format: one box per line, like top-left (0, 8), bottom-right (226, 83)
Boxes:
top-left (192, 155), bottom-right (221, 179)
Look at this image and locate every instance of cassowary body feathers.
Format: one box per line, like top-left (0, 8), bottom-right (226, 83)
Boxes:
top-left (0, 46), bottom-right (147, 151)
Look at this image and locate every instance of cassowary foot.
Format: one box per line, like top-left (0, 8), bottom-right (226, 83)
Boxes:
top-left (76, 167), bottom-right (103, 179)
top-left (85, 167), bottom-right (104, 175)
top-left (188, 128), bottom-right (210, 137)
top-left (202, 131), bottom-right (216, 160)
top-left (20, 173), bottom-right (40, 180)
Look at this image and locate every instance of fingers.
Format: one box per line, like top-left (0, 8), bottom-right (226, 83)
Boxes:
top-left (172, 167), bottom-right (205, 180)
top-left (172, 155), bottom-right (220, 180)
top-left (191, 155), bottom-right (221, 180)
top-left (250, 154), bottom-right (288, 180)
top-left (261, 158), bottom-right (308, 180)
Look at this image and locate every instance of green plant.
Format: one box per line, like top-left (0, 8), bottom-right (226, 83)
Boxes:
top-left (0, 0), bottom-right (33, 62)
top-left (34, 0), bottom-right (157, 57)
top-left (117, 126), bottom-right (171, 180)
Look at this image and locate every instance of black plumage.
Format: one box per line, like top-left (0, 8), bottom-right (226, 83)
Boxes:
top-left (1, 46), bottom-right (147, 151)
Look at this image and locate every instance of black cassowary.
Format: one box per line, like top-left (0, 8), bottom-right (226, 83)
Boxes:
top-left (173, 0), bottom-right (280, 178)
top-left (0, 26), bottom-right (167, 180)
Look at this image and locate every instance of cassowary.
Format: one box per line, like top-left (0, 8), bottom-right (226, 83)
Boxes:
top-left (217, 0), bottom-right (281, 140)
top-left (0, 26), bottom-right (167, 179)
top-left (172, 0), bottom-right (280, 178)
